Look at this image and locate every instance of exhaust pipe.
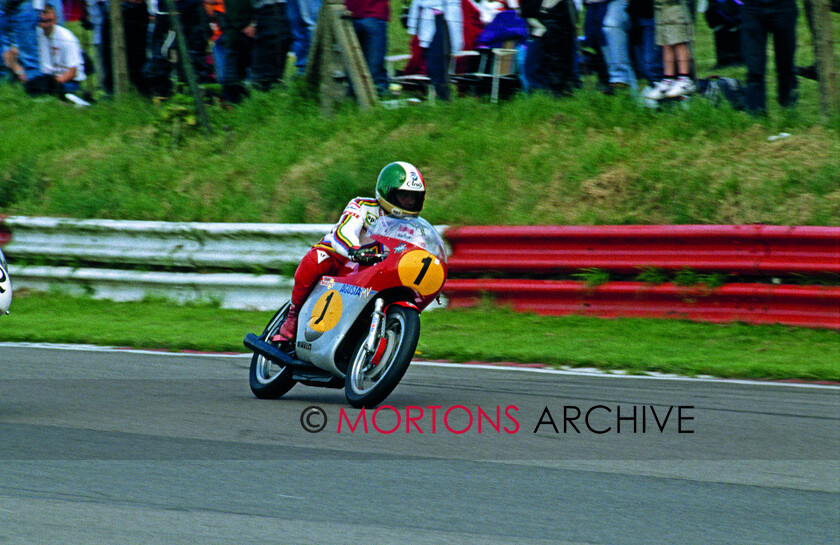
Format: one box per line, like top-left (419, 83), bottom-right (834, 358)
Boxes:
top-left (243, 333), bottom-right (312, 369)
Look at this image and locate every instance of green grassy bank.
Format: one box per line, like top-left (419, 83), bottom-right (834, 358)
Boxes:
top-left (2, 9), bottom-right (839, 227)
top-left (2, 86), bottom-right (838, 226)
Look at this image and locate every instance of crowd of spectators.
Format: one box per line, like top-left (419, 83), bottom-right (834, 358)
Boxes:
top-left (0, 0), bottom-right (834, 114)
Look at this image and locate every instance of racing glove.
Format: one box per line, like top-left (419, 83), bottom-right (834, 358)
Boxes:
top-left (348, 246), bottom-right (381, 266)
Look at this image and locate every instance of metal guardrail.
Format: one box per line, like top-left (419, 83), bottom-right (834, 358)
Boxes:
top-left (445, 225), bottom-right (840, 275)
top-left (444, 279), bottom-right (840, 329)
top-left (444, 225), bottom-right (840, 329)
top-left (1, 217), bottom-right (332, 310)
top-left (1, 217), bottom-right (837, 327)
top-left (10, 266), bottom-right (295, 310)
top-left (1, 216), bottom-right (331, 271)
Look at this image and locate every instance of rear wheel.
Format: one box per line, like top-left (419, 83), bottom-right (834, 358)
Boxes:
top-left (249, 304), bottom-right (297, 399)
top-left (345, 306), bottom-right (420, 408)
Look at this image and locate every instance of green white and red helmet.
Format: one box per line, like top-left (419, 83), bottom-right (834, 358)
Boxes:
top-left (375, 162), bottom-right (425, 217)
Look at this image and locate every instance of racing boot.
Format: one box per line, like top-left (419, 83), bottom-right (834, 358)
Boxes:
top-left (269, 305), bottom-right (298, 343)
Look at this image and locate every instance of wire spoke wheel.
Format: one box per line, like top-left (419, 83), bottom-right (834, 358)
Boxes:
top-left (345, 306), bottom-right (420, 408)
top-left (249, 304), bottom-right (296, 399)
top-left (253, 352), bottom-right (287, 385)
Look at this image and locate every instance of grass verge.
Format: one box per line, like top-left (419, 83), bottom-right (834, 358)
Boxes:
top-left (1, 292), bottom-right (837, 382)
top-left (2, 14), bottom-right (838, 227)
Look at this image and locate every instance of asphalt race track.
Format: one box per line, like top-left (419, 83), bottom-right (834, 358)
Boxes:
top-left (0, 344), bottom-right (837, 545)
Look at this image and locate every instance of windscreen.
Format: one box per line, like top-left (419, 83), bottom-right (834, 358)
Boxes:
top-left (369, 216), bottom-right (447, 263)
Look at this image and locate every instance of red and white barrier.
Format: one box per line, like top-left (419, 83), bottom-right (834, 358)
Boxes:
top-left (443, 225), bottom-right (840, 329)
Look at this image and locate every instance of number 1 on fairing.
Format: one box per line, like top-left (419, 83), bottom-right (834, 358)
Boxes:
top-left (313, 292), bottom-right (333, 324)
top-left (414, 256), bottom-right (432, 286)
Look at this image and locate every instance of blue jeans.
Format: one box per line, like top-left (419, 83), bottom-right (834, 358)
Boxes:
top-left (213, 39), bottom-right (229, 84)
top-left (61, 80), bottom-right (81, 93)
top-left (603, 0), bottom-right (637, 89)
top-left (352, 17), bottom-right (387, 93)
top-left (524, 36), bottom-right (550, 92)
top-left (296, 0), bottom-right (322, 73)
top-left (516, 42), bottom-right (529, 92)
top-left (0, 1), bottom-right (42, 81)
top-left (583, 1), bottom-right (610, 85)
top-left (632, 17), bottom-right (661, 85)
top-left (286, 0), bottom-right (307, 73)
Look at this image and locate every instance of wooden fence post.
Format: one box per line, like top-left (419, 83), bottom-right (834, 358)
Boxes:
top-left (304, 0), bottom-right (377, 113)
top-left (109, 0), bottom-right (129, 95)
top-left (161, 0), bottom-right (212, 134)
top-left (811, 0), bottom-right (838, 120)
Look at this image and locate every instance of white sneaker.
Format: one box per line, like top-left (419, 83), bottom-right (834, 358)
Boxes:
top-left (64, 93), bottom-right (91, 107)
top-left (664, 77), bottom-right (696, 98)
top-left (643, 79), bottom-right (674, 100)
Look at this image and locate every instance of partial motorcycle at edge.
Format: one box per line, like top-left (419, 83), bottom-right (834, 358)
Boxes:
top-left (0, 248), bottom-right (11, 316)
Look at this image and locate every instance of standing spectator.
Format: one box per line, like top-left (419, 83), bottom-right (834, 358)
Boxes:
top-left (84, 0), bottom-right (149, 94)
top-left (703, 0), bottom-right (743, 68)
top-left (345, 0), bottom-right (389, 95)
top-left (582, 0), bottom-right (610, 91)
top-left (249, 0), bottom-right (292, 91)
top-left (206, 0), bottom-right (225, 79)
top-left (84, 0), bottom-right (110, 91)
top-left (142, 0), bottom-right (211, 97)
top-left (603, 0), bottom-right (663, 93)
top-left (520, 0), bottom-right (578, 96)
top-left (643, 0), bottom-right (695, 99)
top-left (0, 0), bottom-right (42, 86)
top-left (36, 4), bottom-right (85, 92)
top-left (294, 0), bottom-right (320, 73)
top-left (603, 0), bottom-right (637, 90)
top-left (628, 0), bottom-right (662, 90)
top-left (740, 0), bottom-right (797, 114)
top-left (122, 0), bottom-right (149, 93)
top-left (285, 0), bottom-right (306, 73)
top-left (219, 0), bottom-right (254, 102)
top-left (407, 0), bottom-right (464, 100)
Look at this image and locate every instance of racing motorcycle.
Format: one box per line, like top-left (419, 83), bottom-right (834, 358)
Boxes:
top-left (244, 214), bottom-right (447, 408)
top-left (0, 248), bottom-right (11, 315)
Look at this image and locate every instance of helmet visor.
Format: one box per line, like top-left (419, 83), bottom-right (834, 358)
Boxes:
top-left (388, 189), bottom-right (424, 213)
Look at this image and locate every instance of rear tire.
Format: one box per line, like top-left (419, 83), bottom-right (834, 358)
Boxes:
top-left (249, 304), bottom-right (297, 399)
top-left (345, 306), bottom-right (420, 408)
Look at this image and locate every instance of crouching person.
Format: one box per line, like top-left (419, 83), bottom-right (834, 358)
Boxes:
top-left (31, 4), bottom-right (88, 101)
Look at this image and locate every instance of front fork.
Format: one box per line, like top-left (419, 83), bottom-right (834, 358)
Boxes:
top-left (364, 298), bottom-right (385, 353)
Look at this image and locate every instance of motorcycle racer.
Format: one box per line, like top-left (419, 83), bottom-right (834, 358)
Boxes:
top-left (270, 161), bottom-right (426, 343)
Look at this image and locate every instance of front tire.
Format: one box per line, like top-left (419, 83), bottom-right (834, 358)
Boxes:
top-left (249, 305), bottom-right (297, 399)
top-left (345, 306), bottom-right (420, 408)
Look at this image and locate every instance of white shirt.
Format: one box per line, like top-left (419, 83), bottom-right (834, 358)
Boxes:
top-left (407, 0), bottom-right (464, 53)
top-left (37, 25), bottom-right (86, 82)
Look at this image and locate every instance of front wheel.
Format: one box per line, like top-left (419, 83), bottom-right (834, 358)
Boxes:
top-left (345, 306), bottom-right (420, 408)
top-left (249, 304), bottom-right (297, 399)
